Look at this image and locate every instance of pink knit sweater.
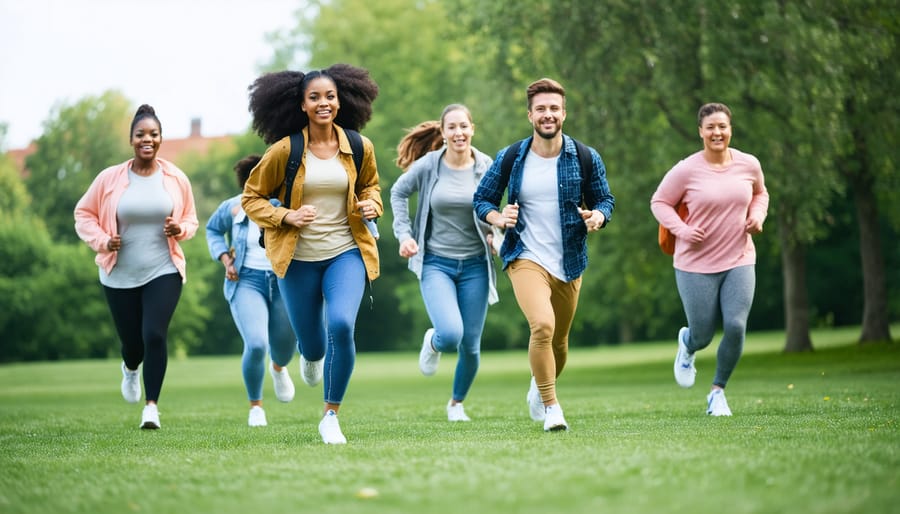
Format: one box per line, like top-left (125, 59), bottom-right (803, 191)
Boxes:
top-left (651, 148), bottom-right (768, 273)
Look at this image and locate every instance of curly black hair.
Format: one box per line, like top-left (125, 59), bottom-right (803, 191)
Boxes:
top-left (130, 104), bottom-right (162, 137)
top-left (233, 154), bottom-right (262, 189)
top-left (247, 64), bottom-right (379, 145)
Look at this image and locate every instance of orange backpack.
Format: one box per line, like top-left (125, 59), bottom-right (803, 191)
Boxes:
top-left (658, 202), bottom-right (688, 255)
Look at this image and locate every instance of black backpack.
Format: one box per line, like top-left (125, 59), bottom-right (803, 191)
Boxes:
top-left (259, 129), bottom-right (365, 247)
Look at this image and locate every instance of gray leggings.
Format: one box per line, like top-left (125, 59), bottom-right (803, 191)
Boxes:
top-left (675, 265), bottom-right (755, 388)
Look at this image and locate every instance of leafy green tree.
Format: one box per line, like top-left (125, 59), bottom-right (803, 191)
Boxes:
top-left (825, 1), bottom-right (897, 343)
top-left (0, 215), bottom-right (119, 362)
top-left (0, 153), bottom-right (29, 215)
top-left (24, 91), bottom-right (132, 243)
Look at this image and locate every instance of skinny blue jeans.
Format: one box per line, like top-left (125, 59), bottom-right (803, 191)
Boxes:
top-left (420, 253), bottom-right (489, 402)
top-left (277, 249), bottom-right (366, 405)
top-left (228, 268), bottom-right (296, 402)
top-left (675, 265), bottom-right (756, 388)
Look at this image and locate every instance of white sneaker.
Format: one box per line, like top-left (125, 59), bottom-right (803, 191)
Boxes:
top-left (543, 403), bottom-right (568, 432)
top-left (300, 355), bottom-right (324, 387)
top-left (270, 362), bottom-right (295, 402)
top-left (120, 362), bottom-right (141, 403)
top-left (446, 400), bottom-right (471, 422)
top-left (674, 327), bottom-right (696, 388)
top-left (140, 404), bottom-right (160, 429)
top-left (248, 406), bottom-right (267, 427)
top-left (526, 376), bottom-right (545, 422)
top-left (707, 389), bottom-right (733, 416)
top-left (318, 409), bottom-right (347, 444)
top-left (418, 328), bottom-right (440, 376)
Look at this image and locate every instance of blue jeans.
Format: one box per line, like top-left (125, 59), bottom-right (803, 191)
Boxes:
top-left (420, 253), bottom-right (489, 402)
top-left (277, 249), bottom-right (366, 405)
top-left (229, 268), bottom-right (296, 402)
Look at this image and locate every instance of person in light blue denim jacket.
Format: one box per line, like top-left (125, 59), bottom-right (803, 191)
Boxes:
top-left (391, 104), bottom-right (498, 422)
top-left (206, 155), bottom-right (298, 427)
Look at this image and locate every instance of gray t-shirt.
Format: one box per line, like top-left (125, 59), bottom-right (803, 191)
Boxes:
top-left (100, 169), bottom-right (178, 288)
top-left (425, 160), bottom-right (482, 259)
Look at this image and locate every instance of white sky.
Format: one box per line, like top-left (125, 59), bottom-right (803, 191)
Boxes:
top-left (0, 0), bottom-right (303, 149)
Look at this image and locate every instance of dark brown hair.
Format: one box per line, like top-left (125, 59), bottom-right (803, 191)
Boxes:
top-left (526, 78), bottom-right (566, 109)
top-left (233, 154), bottom-right (262, 189)
top-left (697, 103), bottom-right (732, 125)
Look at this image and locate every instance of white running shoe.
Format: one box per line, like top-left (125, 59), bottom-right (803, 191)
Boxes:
top-left (248, 406), bottom-right (267, 427)
top-left (300, 355), bottom-right (324, 387)
top-left (446, 400), bottom-right (471, 422)
top-left (543, 403), bottom-right (568, 432)
top-left (526, 376), bottom-right (545, 422)
top-left (674, 327), bottom-right (697, 388)
top-left (270, 362), bottom-right (295, 402)
top-left (707, 389), bottom-right (733, 416)
top-left (140, 404), bottom-right (160, 429)
top-left (418, 328), bottom-right (440, 376)
top-left (120, 362), bottom-right (141, 404)
top-left (318, 409), bottom-right (347, 444)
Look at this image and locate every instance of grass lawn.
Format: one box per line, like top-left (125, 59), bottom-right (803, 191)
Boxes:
top-left (0, 326), bottom-right (897, 514)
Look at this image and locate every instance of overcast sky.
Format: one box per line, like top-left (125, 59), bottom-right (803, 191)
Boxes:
top-left (0, 0), bottom-right (302, 149)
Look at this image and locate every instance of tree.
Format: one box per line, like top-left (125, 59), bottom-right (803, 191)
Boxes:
top-left (0, 152), bottom-right (29, 215)
top-left (826, 2), bottom-right (898, 343)
top-left (24, 91), bottom-right (132, 242)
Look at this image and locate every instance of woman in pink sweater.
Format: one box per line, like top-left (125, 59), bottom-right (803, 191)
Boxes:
top-left (74, 104), bottom-right (198, 430)
top-left (650, 103), bottom-right (768, 416)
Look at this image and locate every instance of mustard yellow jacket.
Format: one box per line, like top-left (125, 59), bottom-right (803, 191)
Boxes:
top-left (241, 125), bottom-right (382, 280)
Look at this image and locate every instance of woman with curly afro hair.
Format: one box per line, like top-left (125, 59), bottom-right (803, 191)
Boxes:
top-left (241, 64), bottom-right (381, 444)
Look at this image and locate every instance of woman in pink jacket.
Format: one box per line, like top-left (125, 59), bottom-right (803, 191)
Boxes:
top-left (651, 103), bottom-right (768, 417)
top-left (74, 104), bottom-right (198, 430)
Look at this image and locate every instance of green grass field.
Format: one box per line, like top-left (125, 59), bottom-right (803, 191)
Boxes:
top-left (1, 327), bottom-right (897, 514)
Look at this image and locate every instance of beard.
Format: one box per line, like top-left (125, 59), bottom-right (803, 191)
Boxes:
top-left (534, 119), bottom-right (561, 140)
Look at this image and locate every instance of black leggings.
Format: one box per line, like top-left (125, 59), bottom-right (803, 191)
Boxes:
top-left (103, 273), bottom-right (182, 402)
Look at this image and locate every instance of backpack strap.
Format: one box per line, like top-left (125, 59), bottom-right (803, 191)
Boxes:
top-left (572, 138), bottom-right (593, 207)
top-left (345, 129), bottom-right (364, 173)
top-left (282, 132), bottom-right (304, 209)
top-left (498, 140), bottom-right (525, 198)
top-left (499, 137), bottom-right (594, 206)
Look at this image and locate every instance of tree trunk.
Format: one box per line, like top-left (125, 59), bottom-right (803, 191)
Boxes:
top-left (778, 210), bottom-right (814, 352)
top-left (847, 142), bottom-right (893, 344)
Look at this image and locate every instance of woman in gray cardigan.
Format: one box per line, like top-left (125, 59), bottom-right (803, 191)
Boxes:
top-left (391, 104), bottom-right (497, 422)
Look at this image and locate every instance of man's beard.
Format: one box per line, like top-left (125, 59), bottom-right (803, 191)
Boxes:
top-left (535, 124), bottom-right (560, 140)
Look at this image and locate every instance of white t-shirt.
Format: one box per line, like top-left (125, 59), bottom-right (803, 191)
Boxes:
top-left (517, 150), bottom-right (565, 281)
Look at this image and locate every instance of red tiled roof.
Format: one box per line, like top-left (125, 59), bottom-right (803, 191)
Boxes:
top-left (6, 142), bottom-right (37, 176)
top-left (5, 120), bottom-right (235, 177)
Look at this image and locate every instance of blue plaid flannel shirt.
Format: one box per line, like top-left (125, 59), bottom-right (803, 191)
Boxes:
top-left (473, 135), bottom-right (614, 282)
